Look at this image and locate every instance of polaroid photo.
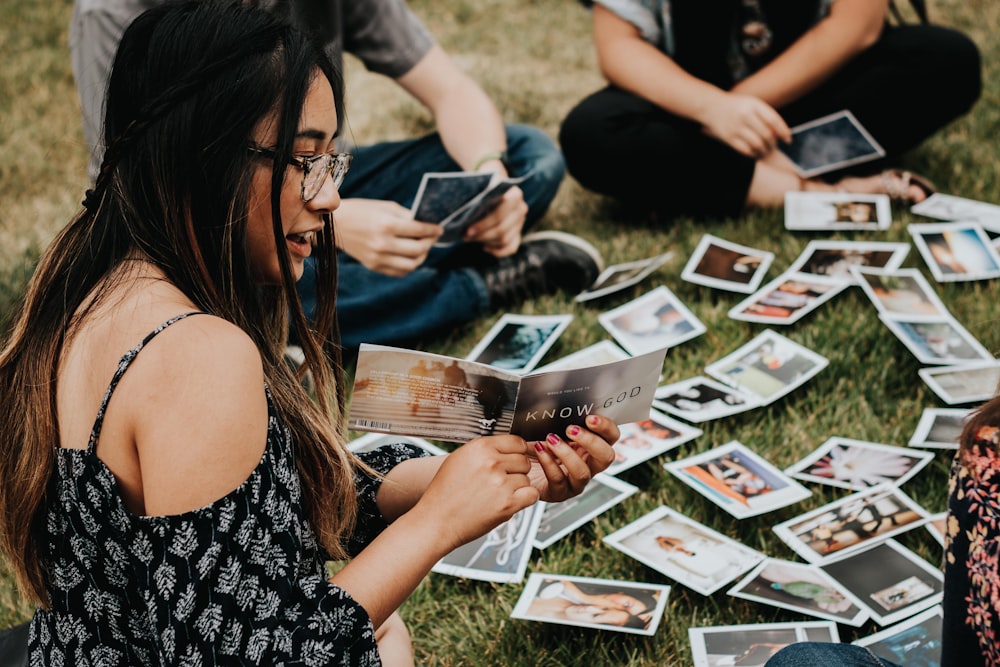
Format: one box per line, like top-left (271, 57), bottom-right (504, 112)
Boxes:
top-left (908, 222), bottom-right (1000, 282)
top-left (689, 621), bottom-right (839, 667)
top-left (411, 171), bottom-right (494, 223)
top-left (347, 432), bottom-right (448, 456)
top-left (531, 340), bottom-right (629, 374)
top-left (604, 505), bottom-right (764, 595)
top-left (664, 440), bottom-right (812, 519)
top-left (681, 234), bottom-right (775, 294)
top-left (432, 503), bottom-right (543, 583)
top-left (436, 176), bottom-right (526, 247)
top-left (533, 473), bottom-right (638, 550)
top-left (511, 573), bottom-right (670, 636)
top-left (727, 558), bottom-right (869, 626)
top-left (819, 539), bottom-right (943, 627)
top-left (909, 407), bottom-right (971, 449)
top-left (705, 329), bottom-right (829, 405)
top-left (728, 272), bottom-right (848, 325)
top-left (919, 361), bottom-right (1000, 405)
top-left (853, 605), bottom-right (943, 667)
top-left (925, 511), bottom-right (947, 548)
top-left (652, 376), bottom-right (761, 423)
top-left (784, 191), bottom-right (892, 231)
top-left (911, 192), bottom-right (1000, 232)
top-left (787, 241), bottom-right (909, 284)
top-left (851, 266), bottom-right (950, 318)
top-left (465, 313), bottom-right (573, 375)
top-left (879, 313), bottom-right (993, 365)
top-left (772, 484), bottom-right (930, 564)
top-left (785, 437), bottom-right (934, 491)
top-left (598, 286), bottom-right (706, 356)
top-left (576, 251), bottom-right (674, 302)
top-left (604, 408), bottom-right (702, 477)
top-left (779, 110), bottom-right (885, 178)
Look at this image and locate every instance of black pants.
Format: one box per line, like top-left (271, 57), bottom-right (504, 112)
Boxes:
top-left (559, 23), bottom-right (981, 219)
top-left (0, 622), bottom-right (28, 667)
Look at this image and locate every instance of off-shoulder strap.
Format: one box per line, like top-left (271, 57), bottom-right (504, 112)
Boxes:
top-left (87, 312), bottom-right (208, 454)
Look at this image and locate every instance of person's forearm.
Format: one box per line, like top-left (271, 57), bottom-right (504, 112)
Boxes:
top-left (432, 79), bottom-right (508, 174)
top-left (731, 0), bottom-right (887, 107)
top-left (374, 455), bottom-right (445, 522)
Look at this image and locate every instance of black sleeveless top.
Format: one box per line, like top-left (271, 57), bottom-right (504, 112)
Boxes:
top-left (29, 312), bottom-right (426, 665)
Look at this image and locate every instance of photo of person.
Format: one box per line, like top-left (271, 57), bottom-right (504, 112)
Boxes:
top-left (729, 273), bottom-right (847, 324)
top-left (908, 222), bottom-right (1000, 282)
top-left (852, 266), bottom-right (949, 317)
top-left (465, 313), bottom-right (573, 374)
top-left (833, 200), bottom-right (877, 223)
top-left (599, 286), bottom-right (706, 355)
top-left (909, 408), bottom-right (971, 449)
top-left (880, 314), bottom-right (992, 365)
top-left (433, 504), bottom-right (543, 583)
top-left (604, 506), bottom-right (764, 595)
top-left (653, 376), bottom-right (760, 423)
top-left (774, 485), bottom-right (929, 563)
top-left (604, 409), bottom-right (702, 476)
top-left (511, 574), bottom-right (670, 636)
top-left (690, 622), bottom-right (839, 667)
top-left (533, 474), bottom-right (638, 550)
top-left (919, 361), bottom-right (1000, 405)
top-left (819, 540), bottom-right (943, 626)
top-left (784, 191), bottom-right (891, 231)
top-left (728, 559), bottom-right (867, 626)
top-left (786, 437), bottom-right (934, 491)
top-left (681, 234), bottom-right (774, 293)
top-left (666, 441), bottom-right (811, 519)
top-left (788, 241), bottom-right (909, 283)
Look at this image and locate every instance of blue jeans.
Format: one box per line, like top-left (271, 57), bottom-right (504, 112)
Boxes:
top-left (764, 642), bottom-right (902, 667)
top-left (298, 124), bottom-right (565, 351)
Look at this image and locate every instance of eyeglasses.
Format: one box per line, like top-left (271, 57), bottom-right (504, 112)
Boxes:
top-left (248, 145), bottom-right (353, 202)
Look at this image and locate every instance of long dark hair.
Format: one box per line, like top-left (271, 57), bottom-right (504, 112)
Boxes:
top-left (0, 0), bottom-right (357, 604)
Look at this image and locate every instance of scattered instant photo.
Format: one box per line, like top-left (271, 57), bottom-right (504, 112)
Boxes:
top-left (879, 313), bottom-right (993, 365)
top-left (728, 272), bottom-right (848, 325)
top-left (533, 473), bottom-right (638, 550)
top-left (689, 621), bottom-right (839, 667)
top-left (925, 511), bottom-right (947, 548)
top-left (784, 191), bottom-right (892, 231)
top-left (909, 407), bottom-right (971, 449)
top-left (779, 110), bottom-right (885, 178)
top-left (853, 605), bottom-right (943, 667)
top-left (432, 503), bottom-right (543, 584)
top-left (851, 266), bottom-right (950, 318)
top-left (465, 313), bottom-right (573, 374)
top-left (911, 192), bottom-right (1000, 232)
top-left (576, 251), bottom-right (674, 302)
top-left (598, 286), bottom-right (706, 356)
top-left (652, 375), bottom-right (761, 423)
top-left (604, 408), bottom-right (702, 477)
top-left (603, 505), bottom-right (764, 595)
top-left (664, 440), bottom-right (811, 519)
top-left (347, 432), bottom-right (448, 456)
top-left (681, 234), bottom-right (775, 294)
top-left (919, 361), bottom-right (1000, 405)
top-left (785, 437), bottom-right (934, 491)
top-left (787, 240), bottom-right (909, 283)
top-left (705, 329), bottom-right (829, 405)
top-left (819, 539), bottom-right (943, 627)
top-left (511, 573), bottom-right (670, 636)
top-left (772, 484), bottom-right (930, 564)
top-left (727, 558), bottom-right (868, 626)
top-left (908, 221), bottom-right (1000, 282)
top-left (531, 340), bottom-right (629, 374)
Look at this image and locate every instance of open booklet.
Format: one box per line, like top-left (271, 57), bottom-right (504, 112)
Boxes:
top-left (348, 343), bottom-right (667, 443)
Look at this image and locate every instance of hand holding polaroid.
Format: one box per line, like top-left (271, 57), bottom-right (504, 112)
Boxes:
top-left (779, 110), bottom-right (885, 178)
top-left (409, 171), bottom-right (527, 247)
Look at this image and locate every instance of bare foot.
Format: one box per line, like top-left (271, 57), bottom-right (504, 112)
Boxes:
top-left (810, 170), bottom-right (935, 204)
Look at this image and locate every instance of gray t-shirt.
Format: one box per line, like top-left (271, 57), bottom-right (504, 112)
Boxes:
top-left (71, 0), bottom-right (436, 175)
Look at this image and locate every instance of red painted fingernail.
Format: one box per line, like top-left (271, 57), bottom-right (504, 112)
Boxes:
top-left (546, 433), bottom-right (560, 445)
top-left (534, 442), bottom-right (545, 452)
top-left (588, 415), bottom-right (599, 425)
top-left (569, 425), bottom-right (580, 436)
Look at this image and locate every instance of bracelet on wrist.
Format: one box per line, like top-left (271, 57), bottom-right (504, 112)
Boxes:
top-left (472, 150), bottom-right (507, 172)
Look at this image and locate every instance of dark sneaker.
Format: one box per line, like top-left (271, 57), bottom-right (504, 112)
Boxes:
top-left (476, 231), bottom-right (603, 309)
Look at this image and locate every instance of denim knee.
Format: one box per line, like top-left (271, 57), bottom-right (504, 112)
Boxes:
top-left (763, 642), bottom-right (901, 667)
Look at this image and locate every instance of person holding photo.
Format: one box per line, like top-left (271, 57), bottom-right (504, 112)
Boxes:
top-left (0, 3), bottom-right (620, 664)
top-left (560, 0), bottom-right (980, 220)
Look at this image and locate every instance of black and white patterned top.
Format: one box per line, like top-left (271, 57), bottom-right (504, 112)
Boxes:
top-left (29, 312), bottom-right (427, 665)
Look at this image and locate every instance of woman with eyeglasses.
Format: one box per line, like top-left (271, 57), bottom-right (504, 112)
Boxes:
top-left (0, 2), bottom-right (619, 664)
top-left (560, 0), bottom-right (980, 221)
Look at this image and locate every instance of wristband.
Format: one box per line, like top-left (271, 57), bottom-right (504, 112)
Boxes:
top-left (472, 150), bottom-right (507, 172)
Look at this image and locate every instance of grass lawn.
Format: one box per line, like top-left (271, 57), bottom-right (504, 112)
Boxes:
top-left (1, 0), bottom-right (998, 664)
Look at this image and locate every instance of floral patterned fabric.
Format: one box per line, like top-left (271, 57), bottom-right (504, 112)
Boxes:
top-left (28, 313), bottom-right (426, 665)
top-left (943, 424), bottom-right (1000, 667)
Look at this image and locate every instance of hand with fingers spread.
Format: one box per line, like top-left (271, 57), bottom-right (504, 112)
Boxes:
top-left (463, 184), bottom-right (528, 258)
top-left (528, 414), bottom-right (621, 503)
top-left (333, 198), bottom-right (443, 277)
top-left (700, 92), bottom-right (792, 160)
